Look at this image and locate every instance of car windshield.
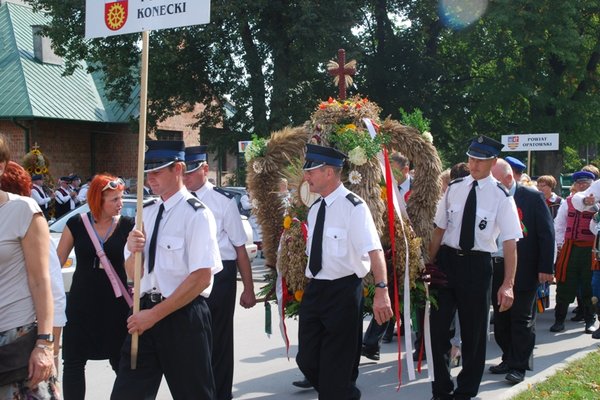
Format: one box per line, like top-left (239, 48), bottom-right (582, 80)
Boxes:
top-left (49, 198), bottom-right (143, 233)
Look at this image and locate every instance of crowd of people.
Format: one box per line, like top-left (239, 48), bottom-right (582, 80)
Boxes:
top-left (2, 129), bottom-right (600, 400)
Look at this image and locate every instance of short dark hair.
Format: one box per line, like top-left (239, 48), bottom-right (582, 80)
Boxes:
top-left (390, 152), bottom-right (409, 169)
top-left (450, 162), bottom-right (470, 180)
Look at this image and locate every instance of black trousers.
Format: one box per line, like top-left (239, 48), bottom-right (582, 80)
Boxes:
top-left (491, 259), bottom-right (536, 372)
top-left (296, 275), bottom-right (363, 400)
top-left (110, 296), bottom-right (215, 400)
top-left (430, 246), bottom-right (492, 399)
top-left (206, 260), bottom-right (238, 400)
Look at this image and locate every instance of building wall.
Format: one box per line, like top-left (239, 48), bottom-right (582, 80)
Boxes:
top-left (0, 119), bottom-right (136, 183)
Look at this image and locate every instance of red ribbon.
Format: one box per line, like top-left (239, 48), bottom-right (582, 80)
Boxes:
top-left (383, 148), bottom-right (403, 387)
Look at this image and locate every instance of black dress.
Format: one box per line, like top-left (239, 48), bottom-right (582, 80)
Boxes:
top-left (62, 213), bottom-right (134, 361)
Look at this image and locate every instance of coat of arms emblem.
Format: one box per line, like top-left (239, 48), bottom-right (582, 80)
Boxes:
top-left (105, 1), bottom-right (128, 31)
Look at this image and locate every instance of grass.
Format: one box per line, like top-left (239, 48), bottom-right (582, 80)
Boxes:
top-left (512, 347), bottom-right (600, 399)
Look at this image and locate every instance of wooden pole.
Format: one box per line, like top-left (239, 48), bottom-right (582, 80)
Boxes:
top-left (527, 150), bottom-right (532, 177)
top-left (131, 30), bottom-right (150, 370)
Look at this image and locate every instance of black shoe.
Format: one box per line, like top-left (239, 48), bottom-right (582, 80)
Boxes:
top-left (592, 328), bottom-right (600, 339)
top-left (413, 349), bottom-right (426, 361)
top-left (571, 314), bottom-right (585, 322)
top-left (505, 369), bottom-right (525, 384)
top-left (550, 321), bottom-right (565, 332)
top-left (361, 346), bottom-right (380, 361)
top-left (584, 320), bottom-right (596, 334)
top-left (430, 396), bottom-right (453, 400)
top-left (292, 378), bottom-right (312, 389)
top-left (489, 361), bottom-right (510, 374)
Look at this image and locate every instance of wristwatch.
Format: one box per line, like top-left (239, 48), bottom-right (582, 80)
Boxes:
top-left (375, 281), bottom-right (388, 289)
top-left (37, 333), bottom-right (54, 343)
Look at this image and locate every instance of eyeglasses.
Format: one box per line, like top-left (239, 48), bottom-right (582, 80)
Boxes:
top-left (102, 178), bottom-right (124, 192)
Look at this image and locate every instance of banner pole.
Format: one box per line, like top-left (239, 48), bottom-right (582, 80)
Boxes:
top-left (131, 29), bottom-right (150, 370)
top-left (527, 150), bottom-right (532, 177)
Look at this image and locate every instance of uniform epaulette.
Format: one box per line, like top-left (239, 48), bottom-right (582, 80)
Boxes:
top-left (143, 199), bottom-right (158, 208)
top-left (310, 198), bottom-right (322, 209)
top-left (346, 193), bottom-right (363, 206)
top-left (448, 178), bottom-right (464, 186)
top-left (187, 198), bottom-right (205, 210)
top-left (214, 187), bottom-right (235, 199)
top-left (496, 183), bottom-right (510, 197)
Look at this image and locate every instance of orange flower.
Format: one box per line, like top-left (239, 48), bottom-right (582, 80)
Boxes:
top-left (283, 215), bottom-right (292, 229)
top-left (380, 186), bottom-right (387, 200)
top-left (319, 103), bottom-right (326, 110)
top-left (355, 103), bottom-right (362, 109)
top-left (294, 290), bottom-right (304, 302)
top-left (328, 97), bottom-right (334, 104)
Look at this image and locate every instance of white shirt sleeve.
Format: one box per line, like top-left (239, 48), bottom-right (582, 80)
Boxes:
top-left (554, 200), bottom-right (569, 246)
top-left (222, 199), bottom-right (248, 247)
top-left (54, 189), bottom-right (70, 204)
top-left (49, 242), bottom-right (67, 327)
top-left (572, 180), bottom-right (600, 211)
top-left (31, 188), bottom-right (51, 207)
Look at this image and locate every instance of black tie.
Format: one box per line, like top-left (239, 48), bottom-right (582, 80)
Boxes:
top-left (148, 204), bottom-right (164, 273)
top-left (308, 199), bottom-right (326, 277)
top-left (459, 181), bottom-right (477, 251)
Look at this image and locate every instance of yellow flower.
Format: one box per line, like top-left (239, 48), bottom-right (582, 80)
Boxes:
top-left (363, 287), bottom-right (369, 297)
top-left (294, 290), bottom-right (304, 302)
top-left (344, 124), bottom-right (357, 130)
top-left (283, 215), bottom-right (292, 229)
top-left (380, 186), bottom-right (387, 200)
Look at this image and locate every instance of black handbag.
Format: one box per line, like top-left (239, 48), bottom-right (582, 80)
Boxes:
top-left (0, 326), bottom-right (37, 386)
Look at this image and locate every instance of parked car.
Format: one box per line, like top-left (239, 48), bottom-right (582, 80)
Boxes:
top-left (50, 194), bottom-right (257, 292)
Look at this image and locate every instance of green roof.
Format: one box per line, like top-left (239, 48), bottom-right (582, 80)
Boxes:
top-left (0, 2), bottom-right (138, 122)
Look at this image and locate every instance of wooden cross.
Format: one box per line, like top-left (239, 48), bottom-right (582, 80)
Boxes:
top-left (327, 49), bottom-right (356, 100)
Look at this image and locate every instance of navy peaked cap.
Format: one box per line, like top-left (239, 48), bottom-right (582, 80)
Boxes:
top-left (466, 135), bottom-right (503, 160)
top-left (185, 145), bottom-right (208, 173)
top-left (144, 140), bottom-right (185, 172)
top-left (303, 144), bottom-right (347, 170)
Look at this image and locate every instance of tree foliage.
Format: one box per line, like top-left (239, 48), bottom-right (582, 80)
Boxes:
top-left (25, 0), bottom-right (600, 175)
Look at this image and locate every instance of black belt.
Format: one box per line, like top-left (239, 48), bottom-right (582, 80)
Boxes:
top-left (442, 245), bottom-right (490, 257)
top-left (492, 256), bottom-right (504, 263)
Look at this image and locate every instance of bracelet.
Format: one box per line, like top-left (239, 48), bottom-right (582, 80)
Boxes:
top-left (35, 344), bottom-right (54, 352)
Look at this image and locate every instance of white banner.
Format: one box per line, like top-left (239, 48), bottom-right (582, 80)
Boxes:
top-left (85, 0), bottom-right (210, 39)
top-left (501, 133), bottom-right (559, 152)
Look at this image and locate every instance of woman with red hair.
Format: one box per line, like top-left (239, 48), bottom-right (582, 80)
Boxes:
top-left (56, 174), bottom-right (134, 399)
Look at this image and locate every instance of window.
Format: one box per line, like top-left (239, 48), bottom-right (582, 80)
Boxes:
top-left (156, 130), bottom-right (183, 141)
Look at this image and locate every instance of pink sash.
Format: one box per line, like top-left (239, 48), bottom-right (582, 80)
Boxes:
top-left (81, 213), bottom-right (133, 307)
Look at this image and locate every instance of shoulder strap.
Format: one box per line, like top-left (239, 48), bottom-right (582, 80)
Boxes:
top-left (345, 193), bottom-right (363, 206)
top-left (187, 197), bottom-right (204, 210)
top-left (214, 187), bottom-right (235, 199)
top-left (80, 213), bottom-right (132, 307)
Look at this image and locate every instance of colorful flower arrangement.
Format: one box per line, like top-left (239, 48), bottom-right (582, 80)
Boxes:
top-left (247, 94), bottom-right (443, 320)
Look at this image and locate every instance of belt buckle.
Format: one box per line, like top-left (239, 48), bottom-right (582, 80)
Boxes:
top-left (456, 249), bottom-right (465, 256)
top-left (149, 293), bottom-right (162, 303)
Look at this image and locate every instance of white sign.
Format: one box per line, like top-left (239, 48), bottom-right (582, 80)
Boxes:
top-left (501, 133), bottom-right (559, 152)
top-left (85, 0), bottom-right (210, 39)
top-left (238, 141), bottom-right (252, 153)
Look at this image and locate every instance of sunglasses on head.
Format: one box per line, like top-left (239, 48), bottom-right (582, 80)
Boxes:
top-left (102, 178), bottom-right (124, 192)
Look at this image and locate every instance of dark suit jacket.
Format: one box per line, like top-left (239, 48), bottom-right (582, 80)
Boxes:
top-left (513, 184), bottom-right (555, 291)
